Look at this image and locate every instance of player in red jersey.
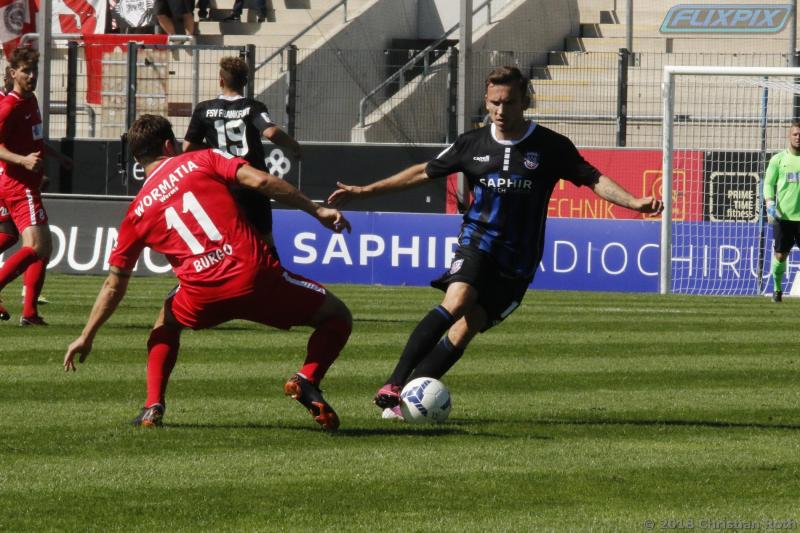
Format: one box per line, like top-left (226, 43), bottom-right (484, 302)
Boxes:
top-left (0, 65), bottom-right (18, 320)
top-left (64, 114), bottom-right (353, 431)
top-left (0, 48), bottom-right (49, 325)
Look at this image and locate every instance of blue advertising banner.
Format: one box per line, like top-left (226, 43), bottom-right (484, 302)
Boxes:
top-left (272, 211), bottom-right (664, 293)
top-left (13, 199), bottom-right (800, 296)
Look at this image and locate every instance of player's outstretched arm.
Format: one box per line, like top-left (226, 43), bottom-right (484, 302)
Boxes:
top-left (64, 267), bottom-right (132, 372)
top-left (590, 174), bottom-right (664, 215)
top-left (327, 162), bottom-right (430, 207)
top-left (236, 165), bottom-right (351, 233)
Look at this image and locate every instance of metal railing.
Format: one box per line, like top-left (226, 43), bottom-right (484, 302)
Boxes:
top-left (358, 0), bottom-right (495, 127)
top-left (29, 38), bottom-right (797, 146)
top-left (255, 0), bottom-right (348, 72)
top-left (50, 102), bottom-right (96, 137)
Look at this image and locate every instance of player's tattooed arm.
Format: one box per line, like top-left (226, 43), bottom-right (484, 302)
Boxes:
top-left (236, 164), bottom-right (351, 233)
top-left (590, 174), bottom-right (663, 215)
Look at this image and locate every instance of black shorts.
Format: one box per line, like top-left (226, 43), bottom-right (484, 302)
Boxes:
top-left (431, 245), bottom-right (531, 332)
top-left (773, 220), bottom-right (800, 254)
top-left (154, 0), bottom-right (194, 17)
top-left (231, 186), bottom-right (273, 236)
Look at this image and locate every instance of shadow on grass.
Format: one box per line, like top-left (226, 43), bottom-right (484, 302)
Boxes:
top-left (165, 421), bottom-right (526, 438)
top-left (531, 418), bottom-right (800, 431)
top-left (354, 318), bottom-right (417, 325)
top-left (165, 422), bottom-right (319, 432)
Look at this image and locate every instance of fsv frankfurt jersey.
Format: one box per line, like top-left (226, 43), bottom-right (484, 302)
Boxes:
top-left (426, 122), bottom-right (601, 278)
top-left (184, 95), bottom-right (275, 171)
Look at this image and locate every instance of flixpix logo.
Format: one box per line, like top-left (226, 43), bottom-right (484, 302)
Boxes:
top-left (660, 4), bottom-right (792, 33)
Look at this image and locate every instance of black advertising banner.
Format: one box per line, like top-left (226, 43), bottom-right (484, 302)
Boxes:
top-left (704, 151), bottom-right (769, 222)
top-left (47, 140), bottom-right (447, 213)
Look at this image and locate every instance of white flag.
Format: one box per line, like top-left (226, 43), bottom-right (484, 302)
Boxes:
top-left (0, 0), bottom-right (30, 44)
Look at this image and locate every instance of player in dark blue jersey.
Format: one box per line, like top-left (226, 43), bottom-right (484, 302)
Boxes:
top-left (183, 56), bottom-right (301, 251)
top-left (328, 66), bottom-right (663, 419)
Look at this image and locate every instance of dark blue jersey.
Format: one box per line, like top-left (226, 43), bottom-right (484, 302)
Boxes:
top-left (426, 122), bottom-right (601, 278)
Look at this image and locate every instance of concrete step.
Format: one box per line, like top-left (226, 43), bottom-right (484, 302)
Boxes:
top-left (605, 0), bottom-right (794, 26)
top-left (196, 31), bottom-right (326, 48)
top-left (580, 22), bottom-right (662, 38)
top-left (565, 36), bottom-right (790, 54)
top-left (196, 18), bottom-right (339, 36)
top-left (273, 0), bottom-right (357, 8)
top-left (198, 3), bottom-right (334, 20)
top-left (575, 0), bottom-right (616, 23)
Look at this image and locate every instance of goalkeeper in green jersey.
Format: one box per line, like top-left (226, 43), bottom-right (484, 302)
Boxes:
top-left (764, 121), bottom-right (800, 302)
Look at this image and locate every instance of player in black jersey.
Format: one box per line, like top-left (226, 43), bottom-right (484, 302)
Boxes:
top-left (183, 56), bottom-right (301, 250)
top-left (329, 66), bottom-right (664, 418)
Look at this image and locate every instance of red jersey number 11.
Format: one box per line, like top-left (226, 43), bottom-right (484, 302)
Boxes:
top-left (164, 191), bottom-right (223, 254)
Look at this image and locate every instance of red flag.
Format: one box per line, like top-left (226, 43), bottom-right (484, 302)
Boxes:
top-left (82, 33), bottom-right (167, 105)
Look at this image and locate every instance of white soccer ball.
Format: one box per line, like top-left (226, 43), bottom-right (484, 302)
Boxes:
top-left (400, 377), bottom-right (452, 424)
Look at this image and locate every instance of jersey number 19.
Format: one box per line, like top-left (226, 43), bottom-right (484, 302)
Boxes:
top-left (214, 118), bottom-right (249, 156)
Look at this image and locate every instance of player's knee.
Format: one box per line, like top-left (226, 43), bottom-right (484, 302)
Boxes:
top-left (147, 324), bottom-right (182, 350)
top-left (31, 241), bottom-right (51, 260)
top-left (327, 293), bottom-right (352, 328)
top-left (441, 283), bottom-right (478, 319)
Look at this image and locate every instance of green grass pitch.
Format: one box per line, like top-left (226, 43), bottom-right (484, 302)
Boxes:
top-left (1, 273), bottom-right (799, 531)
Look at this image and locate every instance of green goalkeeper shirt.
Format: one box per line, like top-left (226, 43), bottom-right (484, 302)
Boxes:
top-left (764, 149), bottom-right (800, 221)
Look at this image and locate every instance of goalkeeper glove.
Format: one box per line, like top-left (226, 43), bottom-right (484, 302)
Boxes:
top-left (767, 201), bottom-right (780, 223)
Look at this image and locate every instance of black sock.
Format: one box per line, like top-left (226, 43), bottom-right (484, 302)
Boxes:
top-left (387, 306), bottom-right (455, 385)
top-left (410, 336), bottom-right (465, 380)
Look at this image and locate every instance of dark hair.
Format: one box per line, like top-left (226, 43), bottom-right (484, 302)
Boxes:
top-left (485, 66), bottom-right (530, 100)
top-left (219, 56), bottom-right (248, 92)
top-left (9, 47), bottom-right (39, 69)
top-left (3, 66), bottom-right (12, 93)
top-left (128, 114), bottom-right (176, 165)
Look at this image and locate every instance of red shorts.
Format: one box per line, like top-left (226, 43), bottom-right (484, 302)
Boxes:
top-left (169, 265), bottom-right (326, 330)
top-left (1, 185), bottom-right (47, 232)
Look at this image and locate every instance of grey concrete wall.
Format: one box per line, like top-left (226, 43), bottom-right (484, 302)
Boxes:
top-left (356, 0), bottom-right (582, 142)
top-left (257, 0), bottom-right (420, 142)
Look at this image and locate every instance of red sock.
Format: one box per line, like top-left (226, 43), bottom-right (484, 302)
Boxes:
top-left (145, 325), bottom-right (181, 408)
top-left (0, 246), bottom-right (37, 289)
top-left (0, 232), bottom-right (18, 254)
top-left (22, 258), bottom-right (46, 318)
top-left (299, 318), bottom-right (351, 383)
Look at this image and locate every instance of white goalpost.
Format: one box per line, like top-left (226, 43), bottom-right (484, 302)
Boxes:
top-left (660, 65), bottom-right (800, 296)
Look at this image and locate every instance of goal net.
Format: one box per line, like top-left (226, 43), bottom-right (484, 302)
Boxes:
top-left (661, 66), bottom-right (800, 296)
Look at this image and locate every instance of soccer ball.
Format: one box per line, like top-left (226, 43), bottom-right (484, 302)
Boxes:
top-left (400, 377), bottom-right (452, 424)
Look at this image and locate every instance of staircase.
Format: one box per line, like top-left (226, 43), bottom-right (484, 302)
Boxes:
top-left (195, 0), bottom-right (371, 48)
top-left (528, 0), bottom-right (793, 147)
